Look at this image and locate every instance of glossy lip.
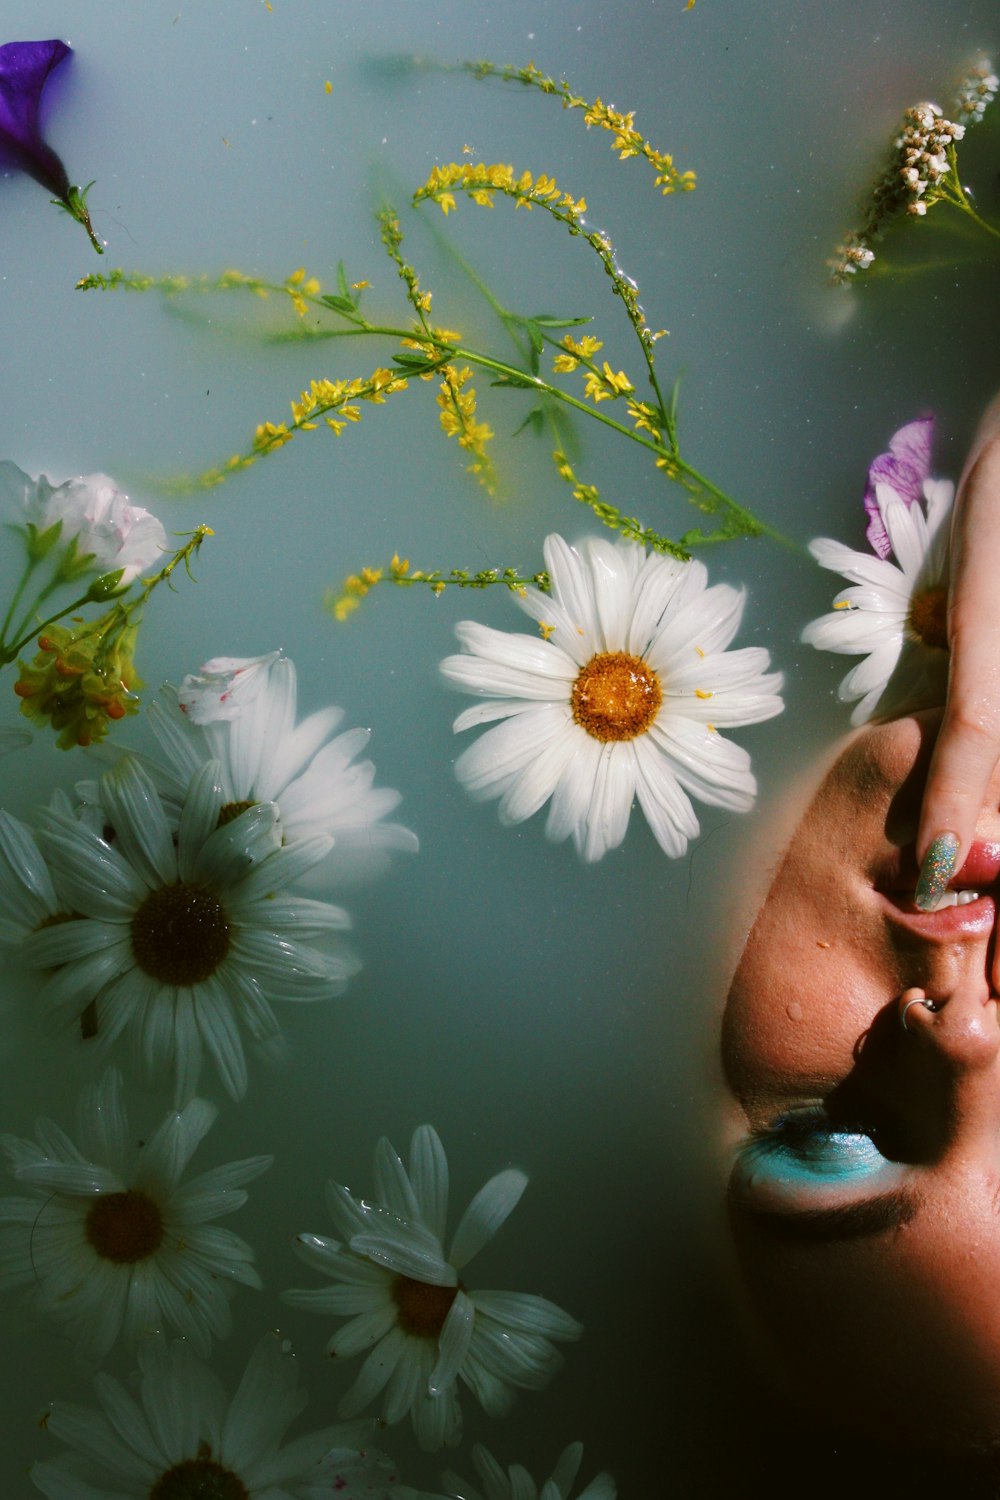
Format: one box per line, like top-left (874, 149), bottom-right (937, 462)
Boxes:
top-left (874, 839), bottom-right (1000, 939)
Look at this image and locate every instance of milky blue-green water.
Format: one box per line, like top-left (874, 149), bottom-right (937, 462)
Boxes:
top-left (1, 2), bottom-right (999, 1495)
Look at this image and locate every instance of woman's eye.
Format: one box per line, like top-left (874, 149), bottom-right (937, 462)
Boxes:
top-left (737, 1108), bottom-right (889, 1183)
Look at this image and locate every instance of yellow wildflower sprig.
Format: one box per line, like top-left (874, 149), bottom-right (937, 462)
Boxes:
top-left (379, 208), bottom-right (434, 331)
top-left (436, 365), bottom-right (497, 493)
top-left (77, 267), bottom-right (274, 297)
top-left (165, 369), bottom-right (411, 490)
top-left (460, 60), bottom-right (696, 197)
top-left (11, 525), bottom-right (212, 750)
top-left (551, 450), bottom-right (691, 560)
top-left (326, 553), bottom-right (550, 622)
top-left (413, 159), bottom-right (671, 443)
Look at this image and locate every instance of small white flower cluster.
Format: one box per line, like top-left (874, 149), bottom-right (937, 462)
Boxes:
top-left (954, 53), bottom-right (998, 126)
top-left (890, 102), bottom-right (965, 218)
top-left (828, 56), bottom-right (996, 285)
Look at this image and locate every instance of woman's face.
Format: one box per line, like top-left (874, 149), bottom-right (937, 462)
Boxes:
top-left (723, 711), bottom-right (1000, 1444)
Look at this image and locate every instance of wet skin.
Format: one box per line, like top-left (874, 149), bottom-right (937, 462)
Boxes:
top-left (723, 711), bottom-right (1000, 1446)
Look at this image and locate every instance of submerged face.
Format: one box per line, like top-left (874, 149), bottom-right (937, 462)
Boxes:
top-left (723, 712), bottom-right (1000, 1447)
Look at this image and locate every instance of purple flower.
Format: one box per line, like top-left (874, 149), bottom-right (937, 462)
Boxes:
top-left (863, 415), bottom-right (935, 558)
top-left (0, 39), bottom-right (101, 252)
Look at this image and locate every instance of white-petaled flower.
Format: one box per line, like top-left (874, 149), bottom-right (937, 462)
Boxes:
top-left (31, 1331), bottom-right (381, 1500)
top-left (177, 652), bottom-right (281, 724)
top-left (802, 473), bottom-right (954, 725)
top-left (439, 533), bottom-right (783, 862)
top-left (0, 461), bottom-right (167, 585)
top-left (146, 653), bottom-right (418, 873)
top-left (0, 1068), bottom-right (270, 1360)
top-left (8, 756), bottom-right (359, 1101)
top-left (283, 1126), bottom-right (582, 1453)
top-left (441, 1444), bottom-right (616, 1500)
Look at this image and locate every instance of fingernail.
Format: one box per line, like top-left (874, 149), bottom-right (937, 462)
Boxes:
top-left (914, 832), bottom-right (961, 911)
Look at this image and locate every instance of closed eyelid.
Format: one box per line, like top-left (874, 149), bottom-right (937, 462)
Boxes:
top-left (727, 1183), bottom-right (923, 1244)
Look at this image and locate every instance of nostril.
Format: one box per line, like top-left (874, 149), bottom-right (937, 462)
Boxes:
top-left (899, 988), bottom-right (937, 1033)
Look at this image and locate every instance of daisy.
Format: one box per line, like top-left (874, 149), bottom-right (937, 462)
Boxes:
top-left (441, 1444), bottom-right (616, 1500)
top-left (802, 461), bottom-right (954, 725)
top-left (439, 533), bottom-right (783, 862)
top-left (135, 652), bottom-right (418, 878)
top-left (283, 1125), bottom-right (582, 1452)
top-left (12, 755), bottom-right (359, 1100)
top-left (31, 1331), bottom-right (386, 1500)
top-left (0, 1067), bottom-right (270, 1360)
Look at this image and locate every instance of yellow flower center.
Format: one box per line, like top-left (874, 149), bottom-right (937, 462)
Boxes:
top-left (85, 1189), bottom-right (164, 1264)
top-left (149, 1450), bottom-right (249, 1500)
top-left (131, 883), bottom-right (231, 986)
top-left (391, 1274), bottom-right (459, 1338)
top-left (217, 799), bottom-right (258, 828)
top-left (570, 650), bottom-right (663, 741)
top-left (907, 586), bottom-right (949, 650)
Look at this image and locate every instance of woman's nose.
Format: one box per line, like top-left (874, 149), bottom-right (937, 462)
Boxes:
top-left (898, 983), bottom-right (1000, 1070)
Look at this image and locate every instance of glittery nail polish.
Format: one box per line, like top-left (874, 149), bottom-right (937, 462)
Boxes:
top-left (914, 832), bottom-right (960, 911)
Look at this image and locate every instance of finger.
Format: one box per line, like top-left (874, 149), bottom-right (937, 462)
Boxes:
top-left (917, 429), bottom-right (1000, 871)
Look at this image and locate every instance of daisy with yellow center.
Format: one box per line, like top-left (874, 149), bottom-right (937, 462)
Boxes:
top-left (11, 756), bottom-right (358, 1100)
top-left (802, 468), bottom-right (955, 725)
top-left (283, 1125), bottom-right (582, 1452)
top-left (0, 1068), bottom-right (270, 1361)
top-left (31, 1332), bottom-right (392, 1500)
top-left (439, 533), bottom-right (784, 861)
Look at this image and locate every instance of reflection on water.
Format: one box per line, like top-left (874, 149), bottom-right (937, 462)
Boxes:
top-left (0, 0), bottom-right (998, 1494)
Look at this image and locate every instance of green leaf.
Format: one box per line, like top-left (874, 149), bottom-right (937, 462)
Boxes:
top-left (320, 294), bottom-right (357, 315)
top-left (529, 313), bottom-right (592, 328)
top-left (337, 261), bottom-right (352, 300)
top-left (392, 350), bottom-right (442, 370)
top-left (489, 371), bottom-right (540, 390)
top-left (511, 406), bottom-right (545, 438)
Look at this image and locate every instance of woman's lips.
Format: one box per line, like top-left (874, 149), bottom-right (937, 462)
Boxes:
top-left (879, 891), bottom-right (997, 940)
top-left (875, 840), bottom-right (1000, 938)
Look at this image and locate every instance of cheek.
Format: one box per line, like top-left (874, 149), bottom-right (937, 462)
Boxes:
top-left (724, 918), bottom-right (879, 1090)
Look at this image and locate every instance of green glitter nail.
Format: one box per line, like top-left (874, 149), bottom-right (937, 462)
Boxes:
top-left (914, 832), bottom-right (960, 911)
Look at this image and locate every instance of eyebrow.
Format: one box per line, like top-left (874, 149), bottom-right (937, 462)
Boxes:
top-left (730, 1186), bottom-right (922, 1245)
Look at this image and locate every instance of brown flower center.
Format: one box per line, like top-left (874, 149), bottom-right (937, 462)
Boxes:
top-left (131, 882), bottom-right (230, 986)
top-left (85, 1189), bottom-right (164, 1264)
top-left (907, 586), bottom-right (949, 650)
top-left (391, 1274), bottom-right (459, 1338)
top-left (149, 1450), bottom-right (249, 1500)
top-left (570, 650), bottom-right (663, 742)
top-left (217, 799), bottom-right (257, 828)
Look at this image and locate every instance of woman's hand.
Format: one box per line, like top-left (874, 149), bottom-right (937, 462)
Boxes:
top-left (916, 393), bottom-right (1000, 907)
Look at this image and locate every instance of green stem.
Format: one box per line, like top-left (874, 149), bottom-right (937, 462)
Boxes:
top-left (0, 557), bottom-right (39, 652)
top-left (5, 589), bottom-right (100, 661)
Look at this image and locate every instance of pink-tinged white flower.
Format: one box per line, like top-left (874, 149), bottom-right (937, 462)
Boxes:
top-left (440, 533), bottom-right (783, 862)
top-left (150, 653), bottom-right (417, 872)
top-left (0, 461), bottom-right (167, 585)
top-left (283, 1126), bottom-right (582, 1452)
top-left (5, 756), bottom-right (358, 1101)
top-left (802, 425), bottom-right (955, 725)
top-left (30, 1332), bottom-right (381, 1500)
top-left (0, 1068), bottom-right (270, 1360)
top-left (177, 651), bottom-right (281, 724)
top-left (441, 1444), bottom-right (616, 1500)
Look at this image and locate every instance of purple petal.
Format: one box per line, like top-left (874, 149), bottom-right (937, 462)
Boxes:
top-left (863, 415), bottom-right (935, 559)
top-left (0, 40), bottom-right (72, 198)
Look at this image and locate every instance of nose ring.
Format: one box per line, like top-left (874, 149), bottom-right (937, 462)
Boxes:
top-left (900, 993), bottom-right (939, 1033)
